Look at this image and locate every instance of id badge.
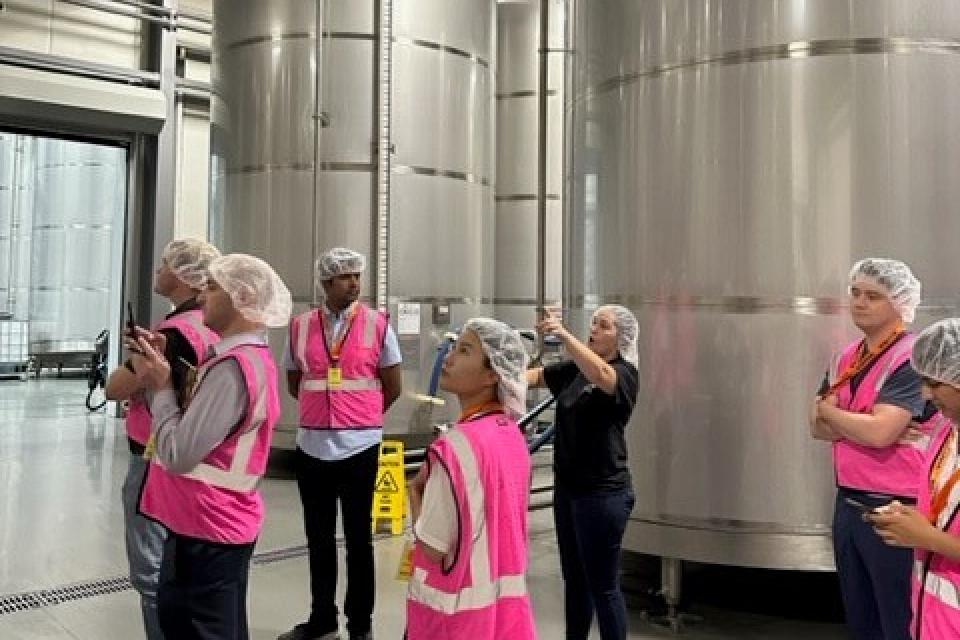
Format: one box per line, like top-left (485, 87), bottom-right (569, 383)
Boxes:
top-left (396, 540), bottom-right (415, 581)
top-left (143, 433), bottom-right (157, 461)
top-left (328, 366), bottom-right (343, 388)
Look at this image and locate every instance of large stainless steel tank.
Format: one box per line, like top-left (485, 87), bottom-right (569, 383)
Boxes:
top-left (28, 138), bottom-right (123, 352)
top-left (566, 0), bottom-right (960, 570)
top-left (211, 0), bottom-right (497, 443)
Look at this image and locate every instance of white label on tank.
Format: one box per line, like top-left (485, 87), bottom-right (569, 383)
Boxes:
top-left (397, 303), bottom-right (420, 336)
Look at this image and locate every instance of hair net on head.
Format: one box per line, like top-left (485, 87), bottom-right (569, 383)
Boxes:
top-left (911, 318), bottom-right (960, 387)
top-left (848, 258), bottom-right (922, 324)
top-left (595, 305), bottom-right (639, 367)
top-left (315, 247), bottom-right (366, 282)
top-left (161, 238), bottom-right (221, 289)
top-left (463, 318), bottom-right (530, 420)
top-left (208, 254), bottom-right (293, 328)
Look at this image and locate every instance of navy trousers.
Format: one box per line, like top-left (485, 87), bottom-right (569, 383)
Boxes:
top-left (554, 486), bottom-right (635, 640)
top-left (157, 532), bottom-right (255, 640)
top-left (833, 489), bottom-right (913, 640)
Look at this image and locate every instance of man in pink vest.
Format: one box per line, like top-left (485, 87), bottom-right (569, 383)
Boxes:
top-left (280, 248), bottom-right (403, 640)
top-left (870, 318), bottom-right (960, 639)
top-left (129, 253), bottom-right (292, 640)
top-left (406, 318), bottom-right (536, 639)
top-left (104, 237), bottom-right (220, 640)
top-left (811, 258), bottom-right (936, 640)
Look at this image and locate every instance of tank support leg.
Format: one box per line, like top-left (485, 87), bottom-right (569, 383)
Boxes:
top-left (648, 556), bottom-right (701, 633)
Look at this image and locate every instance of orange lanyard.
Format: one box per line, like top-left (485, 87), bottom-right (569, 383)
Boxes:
top-left (929, 429), bottom-right (960, 526)
top-left (459, 400), bottom-right (504, 423)
top-left (827, 323), bottom-right (905, 396)
top-left (321, 303), bottom-right (358, 362)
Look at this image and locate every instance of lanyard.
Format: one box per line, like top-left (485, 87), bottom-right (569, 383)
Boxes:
top-left (458, 400), bottom-right (504, 423)
top-left (321, 302), bottom-right (359, 362)
top-left (929, 429), bottom-right (960, 526)
top-left (827, 323), bottom-right (905, 396)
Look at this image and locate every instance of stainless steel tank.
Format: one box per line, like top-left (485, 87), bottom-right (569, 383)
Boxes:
top-left (211, 0), bottom-right (497, 443)
top-left (566, 0), bottom-right (960, 570)
top-left (28, 138), bottom-right (122, 353)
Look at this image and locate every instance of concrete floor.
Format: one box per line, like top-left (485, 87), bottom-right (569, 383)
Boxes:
top-left (0, 378), bottom-right (850, 639)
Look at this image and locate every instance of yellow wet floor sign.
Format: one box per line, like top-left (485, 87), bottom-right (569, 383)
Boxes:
top-left (372, 440), bottom-right (405, 535)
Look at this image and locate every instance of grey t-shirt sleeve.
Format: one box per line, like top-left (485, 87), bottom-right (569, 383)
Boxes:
top-left (147, 358), bottom-right (248, 474)
top-left (876, 361), bottom-right (926, 417)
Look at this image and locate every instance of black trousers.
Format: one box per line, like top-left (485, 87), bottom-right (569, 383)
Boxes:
top-left (296, 444), bottom-right (380, 636)
top-left (157, 532), bottom-right (255, 640)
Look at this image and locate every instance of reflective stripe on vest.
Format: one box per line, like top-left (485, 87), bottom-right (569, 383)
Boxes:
top-left (407, 428), bottom-right (529, 614)
top-left (302, 378), bottom-right (382, 392)
top-left (181, 344), bottom-right (270, 492)
top-left (916, 560), bottom-right (960, 609)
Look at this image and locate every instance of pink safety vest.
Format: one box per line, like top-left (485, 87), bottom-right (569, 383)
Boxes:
top-left (125, 309), bottom-right (219, 445)
top-left (289, 303), bottom-right (388, 429)
top-left (406, 412), bottom-right (537, 640)
top-left (912, 415), bottom-right (960, 639)
top-left (832, 333), bottom-right (934, 497)
top-left (140, 343), bottom-right (280, 544)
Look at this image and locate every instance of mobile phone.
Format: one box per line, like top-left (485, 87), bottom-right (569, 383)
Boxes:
top-left (844, 497), bottom-right (877, 515)
top-left (127, 301), bottom-right (137, 335)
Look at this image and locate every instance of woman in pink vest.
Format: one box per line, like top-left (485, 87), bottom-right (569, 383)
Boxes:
top-left (811, 258), bottom-right (935, 640)
top-left (129, 253), bottom-right (292, 640)
top-left (104, 237), bottom-right (220, 640)
top-left (871, 318), bottom-right (960, 639)
top-left (406, 318), bottom-right (537, 639)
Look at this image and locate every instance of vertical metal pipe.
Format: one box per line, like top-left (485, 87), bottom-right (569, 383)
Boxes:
top-left (373, 0), bottom-right (392, 312)
top-left (561, 0), bottom-right (575, 313)
top-left (312, 0), bottom-right (322, 307)
top-left (536, 0), bottom-right (549, 318)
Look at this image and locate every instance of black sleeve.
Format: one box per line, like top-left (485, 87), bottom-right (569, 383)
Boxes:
top-left (160, 327), bottom-right (198, 401)
top-left (875, 361), bottom-right (926, 418)
top-left (611, 360), bottom-right (639, 409)
top-left (543, 360), bottom-right (580, 396)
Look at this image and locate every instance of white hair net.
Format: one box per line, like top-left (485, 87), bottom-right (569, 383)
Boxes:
top-left (849, 258), bottom-right (922, 324)
top-left (315, 247), bottom-right (366, 282)
top-left (911, 318), bottom-right (960, 387)
top-left (595, 305), bottom-right (639, 367)
top-left (463, 318), bottom-right (530, 421)
top-left (208, 254), bottom-right (292, 328)
top-left (161, 238), bottom-right (221, 289)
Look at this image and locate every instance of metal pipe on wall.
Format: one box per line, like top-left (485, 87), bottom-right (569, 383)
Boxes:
top-left (535, 0), bottom-right (549, 321)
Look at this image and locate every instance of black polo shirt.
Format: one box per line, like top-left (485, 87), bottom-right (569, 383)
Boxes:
top-left (544, 356), bottom-right (639, 494)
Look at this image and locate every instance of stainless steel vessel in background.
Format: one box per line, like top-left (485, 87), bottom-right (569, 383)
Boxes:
top-left (566, 0), bottom-right (960, 570)
top-left (210, 0), bottom-right (497, 444)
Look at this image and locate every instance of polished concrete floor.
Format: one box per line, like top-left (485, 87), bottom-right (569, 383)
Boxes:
top-left (0, 378), bottom-right (849, 639)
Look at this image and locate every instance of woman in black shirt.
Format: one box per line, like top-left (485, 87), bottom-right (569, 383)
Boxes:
top-left (526, 305), bottom-right (639, 640)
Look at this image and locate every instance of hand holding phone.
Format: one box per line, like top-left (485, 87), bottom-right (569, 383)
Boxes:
top-left (126, 302), bottom-right (143, 355)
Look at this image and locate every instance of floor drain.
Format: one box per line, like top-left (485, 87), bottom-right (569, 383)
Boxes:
top-left (0, 535), bottom-right (391, 616)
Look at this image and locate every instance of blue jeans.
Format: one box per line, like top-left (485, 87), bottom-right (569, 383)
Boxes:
top-left (554, 487), bottom-right (635, 640)
top-left (833, 489), bottom-right (912, 640)
top-left (123, 453), bottom-right (167, 640)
